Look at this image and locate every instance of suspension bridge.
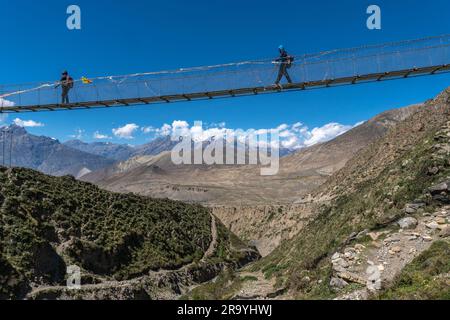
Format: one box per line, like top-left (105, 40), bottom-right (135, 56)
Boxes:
top-left (1, 34), bottom-right (450, 113)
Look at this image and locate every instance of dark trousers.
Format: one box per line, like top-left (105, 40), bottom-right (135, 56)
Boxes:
top-left (62, 88), bottom-right (70, 104)
top-left (275, 64), bottom-right (292, 84)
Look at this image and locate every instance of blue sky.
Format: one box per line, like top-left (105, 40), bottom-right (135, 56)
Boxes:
top-left (1, 0), bottom-right (449, 146)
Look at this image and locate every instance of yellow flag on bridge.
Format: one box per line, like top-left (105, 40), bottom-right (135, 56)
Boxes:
top-left (81, 76), bottom-right (93, 84)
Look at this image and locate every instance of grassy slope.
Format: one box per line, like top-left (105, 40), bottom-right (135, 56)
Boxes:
top-left (0, 167), bottom-right (213, 299)
top-left (378, 240), bottom-right (450, 300)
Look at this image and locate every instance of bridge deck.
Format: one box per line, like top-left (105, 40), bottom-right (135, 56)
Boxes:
top-left (1, 35), bottom-right (450, 113)
top-left (1, 64), bottom-right (449, 114)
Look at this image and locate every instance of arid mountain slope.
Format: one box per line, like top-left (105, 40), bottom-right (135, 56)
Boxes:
top-left (197, 87), bottom-right (450, 300)
top-left (84, 105), bottom-right (420, 206)
top-left (0, 125), bottom-right (114, 177)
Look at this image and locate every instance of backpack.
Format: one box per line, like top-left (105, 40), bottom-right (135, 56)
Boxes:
top-left (68, 77), bottom-right (74, 89)
top-left (286, 56), bottom-right (295, 68)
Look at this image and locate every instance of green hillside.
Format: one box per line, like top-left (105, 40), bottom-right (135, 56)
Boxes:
top-left (378, 240), bottom-right (450, 300)
top-left (0, 167), bottom-right (216, 299)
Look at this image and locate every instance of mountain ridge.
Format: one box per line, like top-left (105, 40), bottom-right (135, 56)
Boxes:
top-left (0, 125), bottom-right (114, 178)
top-left (83, 104), bottom-right (421, 206)
top-left (63, 135), bottom-right (179, 161)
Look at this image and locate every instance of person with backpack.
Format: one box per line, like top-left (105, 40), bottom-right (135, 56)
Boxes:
top-left (274, 45), bottom-right (294, 87)
top-left (55, 71), bottom-right (74, 104)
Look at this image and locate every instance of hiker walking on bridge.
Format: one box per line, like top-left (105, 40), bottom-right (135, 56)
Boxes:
top-left (274, 45), bottom-right (294, 87)
top-left (55, 71), bottom-right (74, 104)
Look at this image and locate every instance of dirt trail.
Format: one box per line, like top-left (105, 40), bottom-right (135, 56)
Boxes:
top-left (202, 215), bottom-right (217, 261)
top-left (334, 206), bottom-right (450, 300)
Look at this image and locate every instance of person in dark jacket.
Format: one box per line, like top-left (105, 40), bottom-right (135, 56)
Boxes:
top-left (274, 45), bottom-right (293, 86)
top-left (55, 71), bottom-right (74, 104)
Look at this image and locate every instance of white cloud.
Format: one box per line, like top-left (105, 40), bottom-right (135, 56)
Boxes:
top-left (304, 123), bottom-right (353, 147)
top-left (13, 118), bottom-right (44, 128)
top-left (160, 124), bottom-right (172, 136)
top-left (280, 136), bottom-right (300, 149)
top-left (0, 98), bottom-right (15, 107)
top-left (142, 123), bottom-right (173, 137)
top-left (112, 123), bottom-right (139, 139)
top-left (93, 131), bottom-right (111, 139)
top-left (144, 119), bottom-right (359, 150)
top-left (141, 126), bottom-right (156, 134)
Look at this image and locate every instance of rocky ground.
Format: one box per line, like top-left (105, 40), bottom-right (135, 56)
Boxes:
top-left (213, 203), bottom-right (450, 301)
top-left (231, 272), bottom-right (283, 300)
top-left (333, 204), bottom-right (449, 300)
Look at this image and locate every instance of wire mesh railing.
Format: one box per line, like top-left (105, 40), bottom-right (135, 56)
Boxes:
top-left (1, 34), bottom-right (450, 111)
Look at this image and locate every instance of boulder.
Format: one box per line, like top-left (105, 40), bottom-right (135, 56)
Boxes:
top-left (356, 229), bottom-right (369, 239)
top-left (427, 166), bottom-right (440, 175)
top-left (367, 230), bottom-right (390, 241)
top-left (344, 251), bottom-right (356, 260)
top-left (347, 232), bottom-right (358, 242)
top-left (405, 206), bottom-right (417, 214)
top-left (439, 226), bottom-right (450, 238)
top-left (435, 217), bottom-right (447, 224)
top-left (391, 246), bottom-right (402, 253)
top-left (336, 271), bottom-right (366, 285)
top-left (428, 182), bottom-right (449, 194)
top-left (368, 232), bottom-right (380, 241)
top-left (432, 194), bottom-right (450, 204)
top-left (331, 252), bottom-right (341, 261)
top-left (330, 277), bottom-right (348, 290)
top-left (366, 265), bottom-right (382, 291)
top-left (332, 258), bottom-right (349, 269)
top-left (426, 221), bottom-right (440, 230)
top-left (404, 203), bottom-right (425, 214)
top-left (397, 217), bottom-right (418, 230)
